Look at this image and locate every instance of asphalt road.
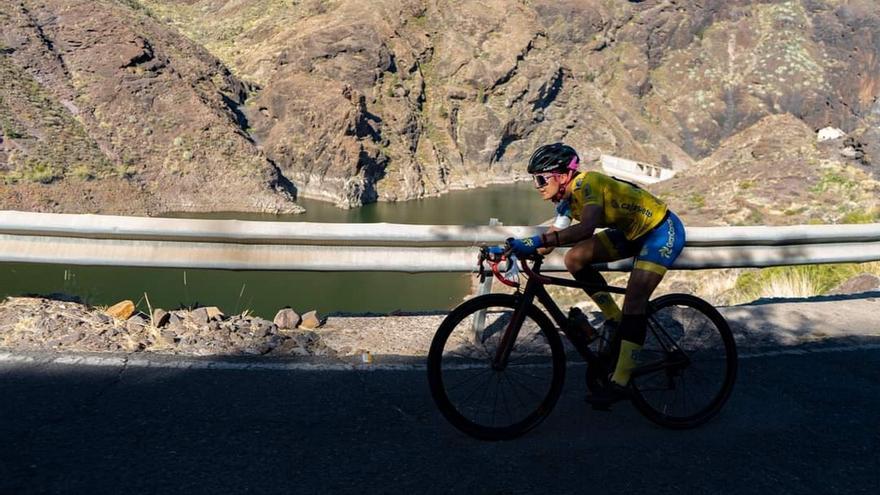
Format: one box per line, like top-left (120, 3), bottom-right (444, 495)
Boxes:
top-left (1, 340), bottom-right (879, 494)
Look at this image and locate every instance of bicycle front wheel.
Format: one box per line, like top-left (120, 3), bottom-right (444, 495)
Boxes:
top-left (630, 294), bottom-right (738, 429)
top-left (427, 294), bottom-right (565, 441)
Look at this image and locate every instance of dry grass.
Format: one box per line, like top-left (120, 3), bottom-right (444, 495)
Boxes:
top-left (540, 261), bottom-right (880, 313)
top-left (756, 270), bottom-right (817, 299)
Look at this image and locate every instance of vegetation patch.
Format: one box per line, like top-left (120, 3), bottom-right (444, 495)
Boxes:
top-left (840, 209), bottom-right (880, 224)
top-left (733, 262), bottom-right (880, 303)
top-left (687, 193), bottom-right (706, 209)
top-left (0, 54), bottom-right (115, 184)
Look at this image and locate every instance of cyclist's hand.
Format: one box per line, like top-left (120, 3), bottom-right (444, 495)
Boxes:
top-left (506, 235), bottom-right (543, 257)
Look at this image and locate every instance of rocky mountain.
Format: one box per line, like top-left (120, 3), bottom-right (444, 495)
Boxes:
top-left (1, 0), bottom-right (878, 216)
top-left (656, 113), bottom-right (879, 226)
top-left (0, 0), bottom-right (301, 214)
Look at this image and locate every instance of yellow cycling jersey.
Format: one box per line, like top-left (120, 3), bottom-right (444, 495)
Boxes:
top-left (565, 171), bottom-right (668, 240)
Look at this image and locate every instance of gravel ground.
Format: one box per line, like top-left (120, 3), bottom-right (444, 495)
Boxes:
top-left (0, 297), bottom-right (334, 357)
top-left (0, 296), bottom-right (447, 360)
top-left (2, 292), bottom-right (879, 361)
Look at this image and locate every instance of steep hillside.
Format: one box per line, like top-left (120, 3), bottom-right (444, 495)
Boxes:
top-left (0, 0), bottom-right (301, 214)
top-left (136, 0), bottom-right (879, 208)
top-left (1, 0), bottom-right (878, 213)
top-left (656, 113), bottom-right (880, 226)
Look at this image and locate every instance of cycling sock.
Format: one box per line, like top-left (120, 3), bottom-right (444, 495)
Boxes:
top-left (610, 313), bottom-right (648, 386)
top-left (573, 267), bottom-right (622, 323)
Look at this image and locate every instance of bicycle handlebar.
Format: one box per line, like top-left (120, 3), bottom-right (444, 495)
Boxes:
top-left (477, 243), bottom-right (547, 288)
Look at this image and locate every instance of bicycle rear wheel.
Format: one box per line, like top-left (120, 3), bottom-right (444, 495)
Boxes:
top-left (630, 294), bottom-right (737, 429)
top-left (427, 294), bottom-right (565, 441)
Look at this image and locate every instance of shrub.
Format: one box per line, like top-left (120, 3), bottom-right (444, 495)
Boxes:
top-left (733, 262), bottom-right (880, 302)
top-left (72, 164), bottom-right (94, 180)
top-left (840, 209), bottom-right (879, 224)
top-left (24, 162), bottom-right (61, 183)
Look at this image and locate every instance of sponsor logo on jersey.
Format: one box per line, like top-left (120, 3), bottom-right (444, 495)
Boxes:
top-left (610, 199), bottom-right (653, 217)
top-left (659, 218), bottom-right (675, 258)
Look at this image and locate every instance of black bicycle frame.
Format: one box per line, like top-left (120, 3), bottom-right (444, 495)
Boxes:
top-left (492, 256), bottom-right (626, 370)
top-left (491, 255), bottom-right (685, 378)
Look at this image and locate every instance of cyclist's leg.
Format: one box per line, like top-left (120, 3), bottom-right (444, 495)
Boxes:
top-left (611, 212), bottom-right (687, 387)
top-left (610, 268), bottom-right (663, 386)
top-left (564, 231), bottom-right (634, 324)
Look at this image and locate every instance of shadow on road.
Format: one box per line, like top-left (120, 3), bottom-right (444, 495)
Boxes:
top-left (1, 334), bottom-right (878, 494)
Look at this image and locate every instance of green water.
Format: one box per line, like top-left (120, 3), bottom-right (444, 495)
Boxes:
top-left (167, 181), bottom-right (549, 225)
top-left (2, 182), bottom-right (553, 317)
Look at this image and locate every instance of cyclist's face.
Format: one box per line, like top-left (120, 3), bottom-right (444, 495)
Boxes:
top-left (533, 173), bottom-right (560, 200)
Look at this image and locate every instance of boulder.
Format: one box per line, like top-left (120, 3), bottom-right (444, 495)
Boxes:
top-left (105, 300), bottom-right (135, 320)
top-left (205, 306), bottom-right (225, 321)
top-left (126, 314), bottom-right (148, 333)
top-left (190, 306), bottom-right (225, 324)
top-left (273, 308), bottom-right (301, 329)
top-left (150, 327), bottom-right (176, 347)
top-left (191, 307), bottom-right (210, 325)
top-left (300, 310), bottom-right (323, 330)
top-left (817, 127), bottom-right (845, 142)
top-left (169, 312), bottom-right (183, 327)
top-left (829, 274), bottom-right (880, 295)
top-left (152, 308), bottom-right (170, 328)
top-left (251, 319), bottom-right (273, 338)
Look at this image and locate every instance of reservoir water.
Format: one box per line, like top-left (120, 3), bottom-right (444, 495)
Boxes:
top-left (1, 182), bottom-right (552, 317)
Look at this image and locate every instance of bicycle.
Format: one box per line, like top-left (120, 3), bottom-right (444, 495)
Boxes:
top-left (427, 245), bottom-right (738, 441)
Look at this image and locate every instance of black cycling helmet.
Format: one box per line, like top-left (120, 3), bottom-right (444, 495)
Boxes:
top-left (527, 143), bottom-right (579, 174)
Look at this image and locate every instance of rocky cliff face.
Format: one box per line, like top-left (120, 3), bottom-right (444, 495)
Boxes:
top-left (136, 0), bottom-right (879, 208)
top-left (1, 0), bottom-right (878, 213)
top-left (0, 0), bottom-right (301, 214)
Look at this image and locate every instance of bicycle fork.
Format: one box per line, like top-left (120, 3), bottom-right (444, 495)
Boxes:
top-left (491, 280), bottom-right (540, 371)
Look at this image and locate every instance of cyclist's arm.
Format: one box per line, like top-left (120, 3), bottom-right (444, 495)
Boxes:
top-left (540, 204), bottom-right (601, 247)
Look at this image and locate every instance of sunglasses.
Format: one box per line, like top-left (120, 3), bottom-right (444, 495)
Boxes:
top-left (532, 173), bottom-right (561, 188)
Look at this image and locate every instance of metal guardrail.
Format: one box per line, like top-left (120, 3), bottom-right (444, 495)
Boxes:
top-left (1, 211), bottom-right (879, 272)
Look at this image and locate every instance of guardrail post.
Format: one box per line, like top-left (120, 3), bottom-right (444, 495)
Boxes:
top-left (472, 218), bottom-right (499, 343)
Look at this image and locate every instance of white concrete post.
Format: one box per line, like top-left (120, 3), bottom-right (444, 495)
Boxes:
top-left (473, 218), bottom-right (500, 343)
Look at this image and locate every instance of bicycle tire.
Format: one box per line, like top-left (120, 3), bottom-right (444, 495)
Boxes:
top-left (427, 294), bottom-right (566, 441)
top-left (630, 293), bottom-right (738, 429)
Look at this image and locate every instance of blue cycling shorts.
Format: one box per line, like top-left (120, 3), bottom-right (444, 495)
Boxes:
top-left (594, 211), bottom-right (686, 276)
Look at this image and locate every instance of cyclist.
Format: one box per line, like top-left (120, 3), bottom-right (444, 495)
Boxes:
top-left (505, 143), bottom-right (686, 407)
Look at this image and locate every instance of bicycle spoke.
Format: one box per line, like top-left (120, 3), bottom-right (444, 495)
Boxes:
top-left (498, 373), bottom-right (513, 426)
top-left (501, 371), bottom-right (532, 411)
top-left (446, 348), bottom-right (487, 362)
top-left (473, 371), bottom-right (498, 424)
top-left (683, 365), bottom-right (718, 386)
top-left (491, 373), bottom-right (502, 426)
top-left (506, 366), bottom-right (553, 383)
top-left (459, 368), bottom-right (495, 416)
top-left (680, 374), bottom-right (690, 415)
top-left (444, 367), bottom-right (494, 393)
top-left (503, 369), bottom-right (547, 400)
top-left (506, 351), bottom-right (551, 366)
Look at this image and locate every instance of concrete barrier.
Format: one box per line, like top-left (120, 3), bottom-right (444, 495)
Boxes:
top-left (0, 210), bottom-right (878, 272)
